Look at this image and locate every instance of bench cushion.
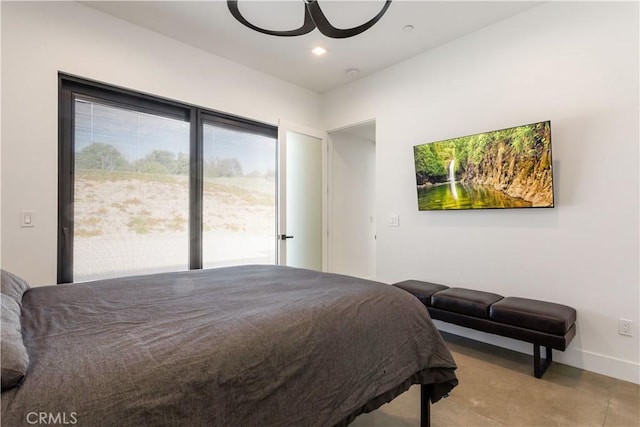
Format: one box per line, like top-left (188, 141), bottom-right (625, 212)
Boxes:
top-left (490, 297), bottom-right (577, 335)
top-left (393, 280), bottom-right (449, 306)
top-left (431, 288), bottom-right (503, 318)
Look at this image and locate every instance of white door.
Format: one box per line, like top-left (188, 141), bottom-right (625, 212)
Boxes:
top-left (278, 121), bottom-right (327, 271)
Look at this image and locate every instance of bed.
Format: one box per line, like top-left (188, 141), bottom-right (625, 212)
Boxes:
top-left (1, 265), bottom-right (457, 426)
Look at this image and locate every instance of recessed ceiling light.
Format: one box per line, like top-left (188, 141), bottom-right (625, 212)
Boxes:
top-left (403, 25), bottom-right (414, 32)
top-left (346, 68), bottom-right (360, 76)
top-left (312, 47), bottom-right (327, 56)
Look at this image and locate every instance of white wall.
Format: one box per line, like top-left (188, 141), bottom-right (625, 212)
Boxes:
top-left (329, 129), bottom-right (376, 279)
top-left (321, 2), bottom-right (639, 383)
top-left (0, 1), bottom-right (320, 285)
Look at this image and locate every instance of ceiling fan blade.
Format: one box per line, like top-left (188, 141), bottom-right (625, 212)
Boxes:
top-left (227, 0), bottom-right (316, 37)
top-left (305, 0), bottom-right (392, 39)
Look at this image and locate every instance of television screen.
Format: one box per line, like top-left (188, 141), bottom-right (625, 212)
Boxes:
top-left (413, 121), bottom-right (554, 210)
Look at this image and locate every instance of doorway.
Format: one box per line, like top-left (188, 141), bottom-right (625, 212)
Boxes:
top-left (328, 121), bottom-right (376, 279)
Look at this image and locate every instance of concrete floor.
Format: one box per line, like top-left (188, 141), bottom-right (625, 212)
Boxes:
top-left (351, 332), bottom-right (640, 427)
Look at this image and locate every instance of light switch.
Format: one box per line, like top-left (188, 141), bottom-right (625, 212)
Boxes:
top-left (20, 211), bottom-right (35, 228)
top-left (389, 215), bottom-right (400, 227)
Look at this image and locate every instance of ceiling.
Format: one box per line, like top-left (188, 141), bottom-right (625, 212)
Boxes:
top-left (82, 1), bottom-right (541, 94)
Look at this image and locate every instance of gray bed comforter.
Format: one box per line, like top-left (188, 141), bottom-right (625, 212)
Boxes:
top-left (1, 265), bottom-right (457, 426)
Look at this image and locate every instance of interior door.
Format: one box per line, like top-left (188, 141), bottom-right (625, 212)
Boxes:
top-left (278, 121), bottom-right (327, 271)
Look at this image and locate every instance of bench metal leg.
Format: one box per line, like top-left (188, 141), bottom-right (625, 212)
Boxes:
top-left (533, 344), bottom-right (553, 378)
top-left (420, 384), bottom-right (431, 427)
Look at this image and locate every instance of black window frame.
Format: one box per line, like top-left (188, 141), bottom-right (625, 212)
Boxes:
top-left (58, 73), bottom-right (277, 284)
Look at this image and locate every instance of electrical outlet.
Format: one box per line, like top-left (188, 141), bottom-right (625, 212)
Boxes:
top-left (618, 319), bottom-right (633, 336)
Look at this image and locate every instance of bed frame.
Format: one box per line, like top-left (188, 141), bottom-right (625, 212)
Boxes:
top-left (421, 384), bottom-right (432, 427)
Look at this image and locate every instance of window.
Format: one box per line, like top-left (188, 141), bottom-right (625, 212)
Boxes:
top-left (58, 75), bottom-right (277, 283)
top-left (201, 121), bottom-right (277, 268)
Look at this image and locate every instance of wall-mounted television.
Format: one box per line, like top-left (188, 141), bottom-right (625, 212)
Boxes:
top-left (413, 121), bottom-right (554, 210)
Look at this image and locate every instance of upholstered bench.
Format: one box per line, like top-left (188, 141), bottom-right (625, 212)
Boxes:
top-left (394, 280), bottom-right (577, 378)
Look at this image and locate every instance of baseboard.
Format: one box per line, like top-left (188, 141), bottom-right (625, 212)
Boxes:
top-left (434, 321), bottom-right (640, 384)
top-left (557, 347), bottom-right (640, 385)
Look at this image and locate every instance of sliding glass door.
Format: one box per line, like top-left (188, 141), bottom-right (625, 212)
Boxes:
top-left (58, 75), bottom-right (278, 283)
top-left (72, 98), bottom-right (190, 281)
top-left (201, 121), bottom-right (277, 268)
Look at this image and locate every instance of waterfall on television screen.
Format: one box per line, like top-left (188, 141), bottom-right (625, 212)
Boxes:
top-left (413, 120), bottom-right (553, 210)
top-left (448, 159), bottom-right (458, 200)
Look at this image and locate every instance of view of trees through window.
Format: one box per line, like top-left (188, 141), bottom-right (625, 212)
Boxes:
top-left (202, 124), bottom-right (276, 269)
top-left (73, 99), bottom-right (190, 281)
top-left (72, 98), bottom-right (276, 282)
